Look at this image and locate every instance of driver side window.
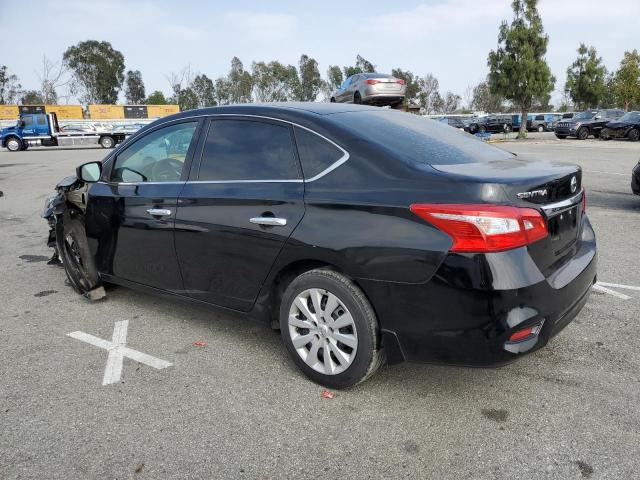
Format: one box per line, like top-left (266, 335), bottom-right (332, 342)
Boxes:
top-left (111, 121), bottom-right (198, 183)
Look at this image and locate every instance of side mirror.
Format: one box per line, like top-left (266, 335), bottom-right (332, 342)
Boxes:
top-left (76, 161), bottom-right (102, 183)
top-left (19, 120), bottom-right (25, 128)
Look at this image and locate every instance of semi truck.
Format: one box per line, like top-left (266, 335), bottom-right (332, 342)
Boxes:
top-left (0, 113), bottom-right (129, 152)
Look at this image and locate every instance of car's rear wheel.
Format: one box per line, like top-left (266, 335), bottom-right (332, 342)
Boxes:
top-left (537, 125), bottom-right (545, 132)
top-left (577, 127), bottom-right (589, 140)
top-left (280, 269), bottom-right (383, 389)
top-left (353, 92), bottom-right (361, 104)
top-left (628, 128), bottom-right (640, 141)
top-left (6, 137), bottom-right (21, 152)
top-left (56, 215), bottom-right (101, 294)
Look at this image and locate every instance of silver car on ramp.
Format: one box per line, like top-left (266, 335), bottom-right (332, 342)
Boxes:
top-left (330, 73), bottom-right (406, 107)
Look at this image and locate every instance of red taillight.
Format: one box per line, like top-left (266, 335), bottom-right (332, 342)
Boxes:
top-left (396, 79), bottom-right (406, 85)
top-left (581, 188), bottom-right (586, 213)
top-left (409, 204), bottom-right (548, 253)
top-left (509, 327), bottom-right (533, 342)
top-left (365, 79), bottom-right (380, 85)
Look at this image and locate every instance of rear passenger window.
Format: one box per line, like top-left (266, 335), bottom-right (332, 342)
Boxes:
top-left (199, 120), bottom-right (299, 181)
top-left (294, 126), bottom-right (345, 179)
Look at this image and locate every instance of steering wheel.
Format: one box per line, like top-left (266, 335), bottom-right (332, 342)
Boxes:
top-left (149, 157), bottom-right (183, 182)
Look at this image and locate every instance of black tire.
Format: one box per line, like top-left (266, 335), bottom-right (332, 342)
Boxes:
top-left (353, 92), bottom-right (361, 104)
top-left (537, 125), bottom-right (545, 132)
top-left (555, 134), bottom-right (567, 139)
top-left (5, 136), bottom-right (21, 152)
top-left (628, 128), bottom-right (640, 142)
top-left (279, 269), bottom-right (383, 389)
top-left (99, 135), bottom-right (115, 149)
top-left (21, 142), bottom-right (29, 150)
top-left (504, 124), bottom-right (513, 133)
top-left (330, 97), bottom-right (336, 103)
top-left (577, 127), bottom-right (589, 140)
top-left (56, 214), bottom-right (100, 294)
top-left (478, 125), bottom-right (487, 134)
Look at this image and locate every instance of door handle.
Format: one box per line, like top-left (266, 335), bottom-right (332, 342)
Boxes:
top-left (250, 216), bottom-right (287, 227)
top-left (146, 208), bottom-right (172, 217)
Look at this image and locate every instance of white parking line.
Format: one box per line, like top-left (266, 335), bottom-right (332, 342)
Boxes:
top-left (592, 284), bottom-right (632, 300)
top-left (583, 170), bottom-right (628, 176)
top-left (596, 282), bottom-right (640, 291)
top-left (67, 320), bottom-right (172, 386)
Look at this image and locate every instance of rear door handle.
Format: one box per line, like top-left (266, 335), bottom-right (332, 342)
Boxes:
top-left (146, 208), bottom-right (172, 217)
top-left (250, 216), bottom-right (287, 227)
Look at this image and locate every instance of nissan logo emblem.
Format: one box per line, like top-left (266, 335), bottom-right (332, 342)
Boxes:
top-left (570, 176), bottom-right (577, 193)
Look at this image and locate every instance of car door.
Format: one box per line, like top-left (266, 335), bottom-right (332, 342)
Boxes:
top-left (85, 119), bottom-right (202, 292)
top-left (20, 115), bottom-right (36, 136)
top-left (174, 117), bottom-right (305, 312)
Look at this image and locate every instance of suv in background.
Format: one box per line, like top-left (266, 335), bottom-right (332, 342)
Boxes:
top-left (528, 114), bottom-right (549, 132)
top-left (555, 109), bottom-right (624, 140)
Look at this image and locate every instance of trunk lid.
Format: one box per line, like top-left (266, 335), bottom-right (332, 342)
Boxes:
top-left (431, 159), bottom-right (583, 276)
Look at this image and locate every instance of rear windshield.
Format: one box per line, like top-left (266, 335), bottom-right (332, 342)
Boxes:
top-left (329, 110), bottom-right (512, 165)
top-left (361, 73), bottom-right (391, 79)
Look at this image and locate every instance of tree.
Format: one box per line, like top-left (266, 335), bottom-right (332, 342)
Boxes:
top-left (228, 57), bottom-right (253, 103)
top-left (214, 77), bottom-right (231, 105)
top-left (0, 65), bottom-right (22, 104)
top-left (416, 73), bottom-right (441, 114)
top-left (392, 68), bottom-right (420, 105)
top-left (343, 54), bottom-right (376, 78)
top-left (564, 44), bottom-right (607, 110)
top-left (297, 54), bottom-right (322, 101)
top-left (600, 73), bottom-right (618, 108)
top-left (471, 81), bottom-right (504, 112)
top-left (191, 74), bottom-right (216, 107)
top-left (176, 87), bottom-right (198, 111)
top-left (488, 0), bottom-right (555, 138)
top-left (612, 49), bottom-right (640, 111)
top-left (124, 70), bottom-right (146, 104)
top-left (441, 91), bottom-right (462, 113)
top-left (37, 56), bottom-right (70, 104)
top-left (63, 40), bottom-right (125, 104)
top-left (323, 65), bottom-right (344, 99)
top-left (21, 90), bottom-right (44, 105)
top-left (252, 61), bottom-right (300, 102)
top-left (145, 90), bottom-right (168, 105)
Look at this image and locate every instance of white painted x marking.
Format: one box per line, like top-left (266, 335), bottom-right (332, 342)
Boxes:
top-left (593, 282), bottom-right (640, 301)
top-left (67, 320), bottom-right (172, 386)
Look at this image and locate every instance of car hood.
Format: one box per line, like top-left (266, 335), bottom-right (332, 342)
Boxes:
top-left (0, 125), bottom-right (16, 135)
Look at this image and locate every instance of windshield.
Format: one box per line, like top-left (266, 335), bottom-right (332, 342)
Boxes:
top-left (619, 111), bottom-right (640, 123)
top-left (574, 111), bottom-right (598, 120)
top-left (329, 110), bottom-right (513, 165)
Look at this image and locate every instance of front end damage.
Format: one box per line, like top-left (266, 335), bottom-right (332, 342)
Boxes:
top-left (43, 176), bottom-right (106, 301)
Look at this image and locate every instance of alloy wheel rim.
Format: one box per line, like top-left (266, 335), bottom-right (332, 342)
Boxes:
top-left (288, 288), bottom-right (358, 375)
top-left (7, 139), bottom-right (19, 150)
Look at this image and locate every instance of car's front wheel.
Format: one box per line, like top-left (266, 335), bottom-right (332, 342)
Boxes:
top-left (56, 215), bottom-right (101, 294)
top-left (628, 128), bottom-right (640, 142)
top-left (537, 125), bottom-right (545, 132)
top-left (280, 269), bottom-right (383, 389)
top-left (577, 127), bottom-right (589, 140)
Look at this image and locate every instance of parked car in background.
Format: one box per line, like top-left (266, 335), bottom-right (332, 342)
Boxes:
top-left (112, 123), bottom-right (147, 135)
top-left (528, 114), bottom-right (549, 132)
top-left (439, 116), bottom-right (467, 130)
top-left (330, 73), bottom-right (406, 107)
top-left (466, 114), bottom-right (513, 134)
top-left (554, 109), bottom-right (624, 140)
top-left (43, 103), bottom-right (595, 388)
top-left (600, 111), bottom-right (640, 141)
top-left (549, 114), bottom-right (564, 129)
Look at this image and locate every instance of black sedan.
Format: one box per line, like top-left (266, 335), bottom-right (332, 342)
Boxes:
top-left (633, 161), bottom-right (640, 195)
top-left (44, 103), bottom-right (596, 388)
top-left (601, 111), bottom-right (640, 141)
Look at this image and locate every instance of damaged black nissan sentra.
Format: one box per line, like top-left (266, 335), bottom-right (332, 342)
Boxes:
top-left (44, 103), bottom-right (597, 388)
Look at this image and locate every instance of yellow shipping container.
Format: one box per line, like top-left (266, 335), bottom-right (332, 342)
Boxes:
top-left (88, 105), bottom-right (124, 119)
top-left (46, 105), bottom-right (84, 120)
top-left (147, 105), bottom-right (180, 118)
top-left (0, 105), bottom-right (19, 120)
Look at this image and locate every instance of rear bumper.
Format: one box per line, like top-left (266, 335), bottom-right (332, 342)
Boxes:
top-left (359, 216), bottom-right (597, 366)
top-left (362, 93), bottom-right (404, 105)
top-left (601, 127), bottom-right (628, 139)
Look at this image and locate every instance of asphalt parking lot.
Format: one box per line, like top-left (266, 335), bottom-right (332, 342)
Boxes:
top-left (1, 133), bottom-right (639, 479)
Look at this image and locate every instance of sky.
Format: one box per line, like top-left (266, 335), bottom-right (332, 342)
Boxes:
top-left (2, 0), bottom-right (639, 106)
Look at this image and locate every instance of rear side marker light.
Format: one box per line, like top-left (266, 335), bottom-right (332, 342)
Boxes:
top-left (582, 188), bottom-right (586, 213)
top-left (508, 320), bottom-right (545, 342)
top-left (410, 204), bottom-right (548, 253)
top-left (396, 79), bottom-right (406, 85)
